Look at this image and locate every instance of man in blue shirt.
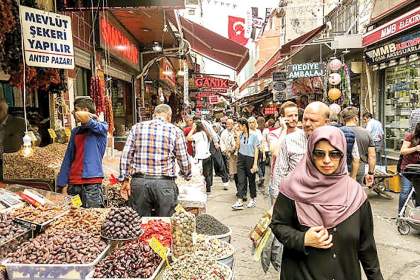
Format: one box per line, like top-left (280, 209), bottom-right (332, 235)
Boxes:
top-left (363, 112), bottom-right (384, 166)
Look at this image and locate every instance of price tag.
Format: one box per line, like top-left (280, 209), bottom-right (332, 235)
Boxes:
top-left (149, 237), bottom-right (170, 267)
top-left (175, 204), bottom-right (185, 213)
top-left (71, 195), bottom-right (82, 207)
top-left (64, 128), bottom-right (71, 137)
top-left (48, 129), bottom-right (57, 141)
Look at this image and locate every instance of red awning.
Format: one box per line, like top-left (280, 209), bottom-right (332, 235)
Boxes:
top-left (238, 25), bottom-right (325, 92)
top-left (175, 16), bottom-right (249, 73)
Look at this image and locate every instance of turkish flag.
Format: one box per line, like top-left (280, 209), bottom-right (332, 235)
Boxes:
top-left (228, 16), bottom-right (249, 46)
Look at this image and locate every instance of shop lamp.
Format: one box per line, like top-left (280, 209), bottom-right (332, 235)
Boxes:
top-left (21, 132), bottom-right (33, 158)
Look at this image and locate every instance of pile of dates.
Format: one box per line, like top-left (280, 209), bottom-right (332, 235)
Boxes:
top-left (93, 241), bottom-right (161, 278)
top-left (0, 213), bottom-right (28, 244)
top-left (101, 207), bottom-right (142, 240)
top-left (105, 184), bottom-right (127, 208)
top-left (47, 208), bottom-right (109, 235)
top-left (7, 230), bottom-right (107, 264)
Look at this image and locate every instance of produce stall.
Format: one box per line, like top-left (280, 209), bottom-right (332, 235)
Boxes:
top-left (2, 143), bottom-right (67, 191)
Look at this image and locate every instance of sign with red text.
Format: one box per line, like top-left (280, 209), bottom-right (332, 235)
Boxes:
top-left (159, 58), bottom-right (176, 87)
top-left (264, 107), bottom-right (277, 115)
top-left (194, 76), bottom-right (234, 93)
top-left (99, 16), bottom-right (139, 70)
top-left (20, 6), bottom-right (74, 69)
top-left (363, 6), bottom-right (420, 47)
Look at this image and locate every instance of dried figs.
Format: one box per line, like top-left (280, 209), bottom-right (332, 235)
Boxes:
top-left (101, 207), bottom-right (142, 240)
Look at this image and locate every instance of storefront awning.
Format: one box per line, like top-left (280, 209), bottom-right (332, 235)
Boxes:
top-left (238, 25), bottom-right (325, 92)
top-left (174, 16), bottom-right (249, 73)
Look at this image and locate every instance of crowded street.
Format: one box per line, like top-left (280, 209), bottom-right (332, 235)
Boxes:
top-left (0, 0), bottom-right (419, 280)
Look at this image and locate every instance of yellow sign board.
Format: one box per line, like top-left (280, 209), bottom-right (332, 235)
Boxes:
top-left (149, 237), bottom-right (170, 267)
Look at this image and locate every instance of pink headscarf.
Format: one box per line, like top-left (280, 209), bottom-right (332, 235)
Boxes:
top-left (280, 126), bottom-right (367, 229)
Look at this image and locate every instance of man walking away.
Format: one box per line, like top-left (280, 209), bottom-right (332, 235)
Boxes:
top-left (363, 112), bottom-right (384, 166)
top-left (341, 107), bottom-right (376, 186)
top-left (119, 104), bottom-right (192, 217)
top-left (220, 118), bottom-right (238, 190)
top-left (57, 97), bottom-right (108, 208)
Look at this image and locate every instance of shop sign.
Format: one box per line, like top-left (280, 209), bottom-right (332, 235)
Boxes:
top-left (100, 16), bottom-right (139, 69)
top-left (194, 76), bottom-right (231, 92)
top-left (272, 71), bottom-right (287, 81)
top-left (363, 7), bottom-right (420, 47)
top-left (208, 95), bottom-right (219, 104)
top-left (264, 107), bottom-right (277, 115)
top-left (364, 31), bottom-right (420, 65)
top-left (159, 59), bottom-right (176, 87)
top-left (20, 6), bottom-right (74, 69)
top-left (287, 63), bottom-right (325, 79)
top-left (273, 82), bottom-right (287, 91)
top-left (57, 0), bottom-right (185, 10)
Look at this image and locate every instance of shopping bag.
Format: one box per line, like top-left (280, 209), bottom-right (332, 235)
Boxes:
top-left (249, 210), bottom-right (272, 247)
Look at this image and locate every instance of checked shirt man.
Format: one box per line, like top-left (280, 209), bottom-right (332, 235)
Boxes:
top-left (119, 104), bottom-right (192, 217)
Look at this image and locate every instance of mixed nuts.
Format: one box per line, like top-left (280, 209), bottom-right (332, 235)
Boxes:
top-left (171, 210), bottom-right (196, 257)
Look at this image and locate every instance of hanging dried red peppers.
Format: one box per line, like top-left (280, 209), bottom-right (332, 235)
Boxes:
top-left (104, 95), bottom-right (115, 134)
top-left (90, 76), bottom-right (106, 114)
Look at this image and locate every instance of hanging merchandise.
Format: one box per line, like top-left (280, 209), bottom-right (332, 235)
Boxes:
top-left (329, 103), bottom-right (341, 114)
top-left (90, 76), bottom-right (105, 114)
top-left (104, 95), bottom-right (114, 134)
top-left (328, 88), bottom-right (342, 101)
top-left (343, 64), bottom-right (352, 104)
top-left (328, 58), bottom-right (342, 72)
top-left (328, 73), bottom-right (341, 85)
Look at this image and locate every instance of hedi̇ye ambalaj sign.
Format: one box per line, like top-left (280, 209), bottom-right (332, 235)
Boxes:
top-left (20, 6), bottom-right (75, 69)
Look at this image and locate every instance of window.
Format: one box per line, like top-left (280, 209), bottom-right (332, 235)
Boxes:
top-left (188, 9), bottom-right (196, 15)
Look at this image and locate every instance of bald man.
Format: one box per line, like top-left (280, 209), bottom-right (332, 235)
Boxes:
top-left (271, 102), bottom-right (330, 202)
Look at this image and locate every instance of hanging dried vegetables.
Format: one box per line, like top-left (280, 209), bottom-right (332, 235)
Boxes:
top-left (90, 76), bottom-right (105, 114)
top-left (0, 0), bottom-right (21, 77)
top-left (104, 94), bottom-right (114, 133)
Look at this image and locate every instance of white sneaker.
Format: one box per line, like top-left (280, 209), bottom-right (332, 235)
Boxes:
top-left (247, 199), bottom-right (256, 208)
top-left (232, 200), bottom-right (244, 210)
top-left (223, 182), bottom-right (229, 190)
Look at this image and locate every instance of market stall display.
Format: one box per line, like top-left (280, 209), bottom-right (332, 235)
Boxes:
top-left (171, 210), bottom-right (196, 258)
top-left (195, 236), bottom-right (234, 261)
top-left (88, 241), bottom-right (163, 279)
top-left (104, 182), bottom-right (127, 208)
top-left (0, 189), bottom-right (24, 212)
top-left (12, 204), bottom-right (68, 232)
top-left (47, 208), bottom-right (109, 235)
top-left (140, 219), bottom-right (172, 247)
top-left (196, 214), bottom-right (232, 243)
top-left (101, 207), bottom-right (142, 240)
top-left (2, 143), bottom-right (67, 181)
top-left (0, 213), bottom-right (32, 259)
top-left (161, 252), bottom-right (232, 280)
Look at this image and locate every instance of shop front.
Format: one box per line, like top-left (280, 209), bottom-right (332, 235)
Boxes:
top-left (363, 6), bottom-right (420, 160)
top-left (99, 13), bottom-right (140, 144)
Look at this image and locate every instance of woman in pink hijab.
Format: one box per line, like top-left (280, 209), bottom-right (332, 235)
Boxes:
top-left (270, 126), bottom-right (383, 280)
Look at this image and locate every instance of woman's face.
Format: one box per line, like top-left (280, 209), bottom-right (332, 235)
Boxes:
top-left (240, 123), bottom-right (247, 133)
top-left (312, 140), bottom-right (343, 175)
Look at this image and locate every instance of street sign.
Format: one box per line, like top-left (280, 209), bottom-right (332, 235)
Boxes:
top-left (273, 82), bottom-right (287, 91)
top-left (272, 72), bottom-right (287, 81)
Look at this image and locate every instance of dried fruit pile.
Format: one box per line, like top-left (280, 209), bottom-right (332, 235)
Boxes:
top-left (3, 143), bottom-right (67, 180)
top-left (162, 252), bottom-right (231, 280)
top-left (172, 210), bottom-right (196, 257)
top-left (7, 230), bottom-right (107, 264)
top-left (104, 183), bottom-right (127, 208)
top-left (101, 207), bottom-right (142, 240)
top-left (195, 236), bottom-right (234, 260)
top-left (0, 213), bottom-right (27, 245)
top-left (93, 241), bottom-right (162, 278)
top-left (196, 214), bottom-right (230, 236)
top-left (140, 219), bottom-right (172, 247)
top-left (47, 208), bottom-right (109, 235)
top-left (12, 205), bottom-right (66, 225)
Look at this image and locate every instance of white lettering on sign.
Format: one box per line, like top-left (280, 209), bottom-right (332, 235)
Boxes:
top-left (287, 63), bottom-right (325, 79)
top-left (380, 24), bottom-right (396, 38)
top-left (20, 6), bottom-right (74, 69)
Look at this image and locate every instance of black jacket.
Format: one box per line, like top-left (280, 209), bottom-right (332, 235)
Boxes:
top-left (270, 193), bottom-right (383, 280)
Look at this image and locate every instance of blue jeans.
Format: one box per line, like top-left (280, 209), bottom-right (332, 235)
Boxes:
top-left (399, 175), bottom-right (412, 213)
top-left (68, 184), bottom-right (105, 208)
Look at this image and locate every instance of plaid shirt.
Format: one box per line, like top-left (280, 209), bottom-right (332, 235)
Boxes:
top-left (119, 117), bottom-right (192, 179)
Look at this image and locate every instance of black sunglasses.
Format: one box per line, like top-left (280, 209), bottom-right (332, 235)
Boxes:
top-left (312, 149), bottom-right (343, 160)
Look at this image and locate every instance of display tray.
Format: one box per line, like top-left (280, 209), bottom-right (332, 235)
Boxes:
top-left (13, 210), bottom-right (70, 234)
top-left (85, 257), bottom-right (165, 280)
top-left (2, 244), bottom-right (111, 280)
top-left (0, 226), bottom-right (33, 260)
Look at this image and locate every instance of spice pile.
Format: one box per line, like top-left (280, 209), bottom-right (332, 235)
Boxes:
top-left (0, 213), bottom-right (28, 245)
top-left (196, 214), bottom-right (230, 236)
top-left (162, 252), bottom-right (231, 280)
top-left (3, 143), bottom-right (67, 180)
top-left (195, 237), bottom-right (234, 260)
top-left (101, 207), bottom-right (142, 240)
top-left (47, 208), bottom-right (109, 235)
top-left (140, 219), bottom-right (172, 247)
top-left (7, 230), bottom-right (107, 264)
top-left (93, 241), bottom-right (162, 278)
top-left (12, 205), bottom-right (66, 225)
top-left (172, 210), bottom-right (196, 257)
